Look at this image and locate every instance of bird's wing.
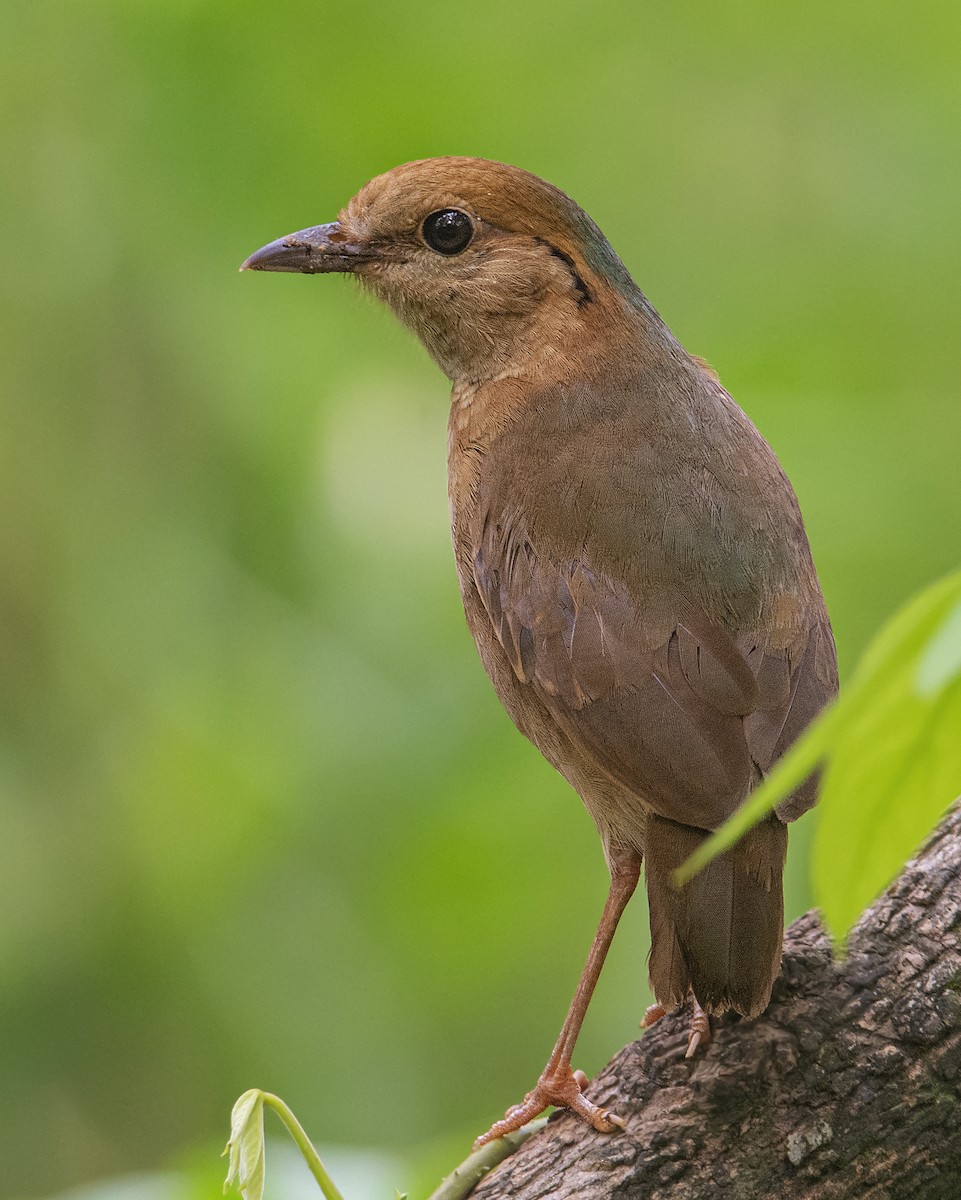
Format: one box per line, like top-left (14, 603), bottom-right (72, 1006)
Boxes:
top-left (471, 511), bottom-right (836, 832)
top-left (743, 620), bottom-right (838, 821)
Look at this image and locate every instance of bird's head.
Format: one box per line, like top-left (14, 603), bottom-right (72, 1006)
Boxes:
top-left (242, 157), bottom-right (664, 384)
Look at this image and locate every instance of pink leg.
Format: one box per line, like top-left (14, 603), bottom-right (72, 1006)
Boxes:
top-left (473, 847), bottom-right (641, 1150)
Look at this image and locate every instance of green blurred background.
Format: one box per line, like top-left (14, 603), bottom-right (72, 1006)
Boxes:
top-left (2, 1), bottom-right (959, 1196)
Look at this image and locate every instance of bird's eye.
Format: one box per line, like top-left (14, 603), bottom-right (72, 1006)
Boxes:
top-left (421, 209), bottom-right (474, 256)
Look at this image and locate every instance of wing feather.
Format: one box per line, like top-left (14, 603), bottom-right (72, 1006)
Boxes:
top-left (472, 511), bottom-right (836, 831)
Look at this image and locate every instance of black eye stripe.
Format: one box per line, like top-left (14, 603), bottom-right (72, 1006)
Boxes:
top-left (534, 237), bottom-right (592, 306)
top-left (422, 209), bottom-right (474, 255)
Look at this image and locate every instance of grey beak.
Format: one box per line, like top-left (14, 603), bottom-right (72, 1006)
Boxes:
top-left (240, 222), bottom-right (369, 274)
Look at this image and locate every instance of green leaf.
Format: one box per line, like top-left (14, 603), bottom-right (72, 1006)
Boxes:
top-left (224, 1089), bottom-right (266, 1200)
top-left (224, 1088), bottom-right (348, 1200)
top-left (917, 596), bottom-right (961, 695)
top-left (676, 569), bottom-right (961, 941)
top-left (814, 583), bottom-right (961, 938)
top-left (673, 695), bottom-right (844, 883)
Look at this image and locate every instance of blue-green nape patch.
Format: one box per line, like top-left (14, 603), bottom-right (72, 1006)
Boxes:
top-left (575, 208), bottom-right (642, 304)
top-left (565, 202), bottom-right (665, 326)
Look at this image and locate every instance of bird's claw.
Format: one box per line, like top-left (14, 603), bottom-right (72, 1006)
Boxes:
top-left (472, 1065), bottom-right (625, 1150)
top-left (685, 997), bottom-right (711, 1058)
top-left (642, 997), bottom-right (711, 1057)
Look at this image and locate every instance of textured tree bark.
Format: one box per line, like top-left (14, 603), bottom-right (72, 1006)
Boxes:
top-left (472, 806), bottom-right (961, 1200)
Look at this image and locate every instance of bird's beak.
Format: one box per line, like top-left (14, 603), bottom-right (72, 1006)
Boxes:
top-left (240, 222), bottom-right (369, 274)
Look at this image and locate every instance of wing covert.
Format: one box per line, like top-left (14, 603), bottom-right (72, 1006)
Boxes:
top-left (472, 512), bottom-right (835, 831)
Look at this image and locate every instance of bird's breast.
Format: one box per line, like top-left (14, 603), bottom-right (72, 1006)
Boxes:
top-left (448, 367), bottom-right (819, 651)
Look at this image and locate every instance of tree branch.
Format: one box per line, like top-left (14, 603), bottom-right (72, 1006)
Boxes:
top-left (472, 805), bottom-right (961, 1199)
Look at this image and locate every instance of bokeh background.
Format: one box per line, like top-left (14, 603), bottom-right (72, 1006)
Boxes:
top-left (2, 2), bottom-right (959, 1197)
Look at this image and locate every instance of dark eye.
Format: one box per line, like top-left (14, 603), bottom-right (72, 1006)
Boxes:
top-left (421, 209), bottom-right (474, 255)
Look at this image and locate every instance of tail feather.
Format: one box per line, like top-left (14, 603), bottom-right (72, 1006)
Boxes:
top-left (645, 812), bottom-right (787, 1017)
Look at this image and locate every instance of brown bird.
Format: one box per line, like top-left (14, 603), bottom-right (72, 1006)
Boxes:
top-left (241, 157), bottom-right (838, 1148)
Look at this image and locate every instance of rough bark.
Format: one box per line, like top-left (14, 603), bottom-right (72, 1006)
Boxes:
top-left (473, 806), bottom-right (961, 1200)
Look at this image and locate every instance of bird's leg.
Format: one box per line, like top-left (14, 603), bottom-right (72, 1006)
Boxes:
top-left (641, 992), bottom-right (712, 1058)
top-left (472, 847), bottom-right (641, 1150)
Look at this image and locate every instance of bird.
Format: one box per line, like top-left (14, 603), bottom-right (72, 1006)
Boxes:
top-left (241, 157), bottom-right (838, 1149)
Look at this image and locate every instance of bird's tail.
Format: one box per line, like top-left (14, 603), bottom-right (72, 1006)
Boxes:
top-left (644, 811), bottom-right (787, 1017)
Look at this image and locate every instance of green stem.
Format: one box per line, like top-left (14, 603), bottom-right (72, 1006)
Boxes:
top-left (262, 1091), bottom-right (347, 1200)
top-left (426, 1120), bottom-right (549, 1200)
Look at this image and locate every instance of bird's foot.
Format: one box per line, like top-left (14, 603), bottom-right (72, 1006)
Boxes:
top-left (641, 997), bottom-right (711, 1057)
top-left (472, 1063), bottom-right (625, 1150)
top-left (685, 996), bottom-right (711, 1058)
